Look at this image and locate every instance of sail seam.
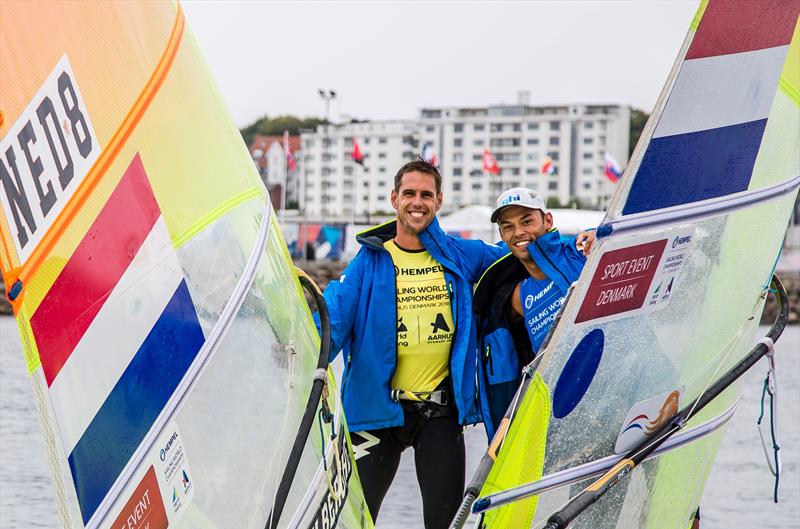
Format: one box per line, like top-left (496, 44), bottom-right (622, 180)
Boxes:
top-left (171, 186), bottom-right (262, 248)
top-left (2, 5), bottom-right (186, 309)
top-left (778, 75), bottom-right (800, 105)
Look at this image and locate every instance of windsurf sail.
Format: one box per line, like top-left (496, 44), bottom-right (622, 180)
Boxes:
top-left (457, 1), bottom-right (800, 528)
top-left (0, 2), bottom-right (371, 528)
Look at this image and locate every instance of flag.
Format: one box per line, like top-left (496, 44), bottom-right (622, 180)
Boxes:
top-left (540, 156), bottom-right (555, 175)
top-left (421, 143), bottom-right (438, 166)
top-left (352, 138), bottom-right (365, 166)
top-left (30, 154), bottom-right (205, 522)
top-left (483, 148), bottom-right (500, 175)
top-left (604, 152), bottom-right (622, 183)
top-left (283, 130), bottom-right (296, 171)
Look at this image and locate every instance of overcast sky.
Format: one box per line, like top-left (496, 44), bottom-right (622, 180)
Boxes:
top-left (182, 1), bottom-right (698, 128)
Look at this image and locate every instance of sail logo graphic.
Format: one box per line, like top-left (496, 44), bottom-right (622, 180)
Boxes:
top-left (614, 388), bottom-right (682, 454)
top-left (0, 54), bottom-right (101, 263)
top-left (181, 469), bottom-right (192, 494)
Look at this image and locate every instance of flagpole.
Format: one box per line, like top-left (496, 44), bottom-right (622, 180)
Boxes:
top-left (352, 160), bottom-right (358, 226)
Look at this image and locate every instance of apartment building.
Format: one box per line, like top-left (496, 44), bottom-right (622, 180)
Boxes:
top-left (300, 121), bottom-right (418, 217)
top-left (299, 101), bottom-right (629, 217)
top-left (418, 101), bottom-right (629, 214)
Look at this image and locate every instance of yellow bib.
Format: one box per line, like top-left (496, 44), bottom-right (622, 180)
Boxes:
top-left (385, 240), bottom-right (454, 393)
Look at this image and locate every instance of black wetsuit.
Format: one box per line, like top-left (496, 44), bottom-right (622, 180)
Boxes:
top-left (351, 398), bottom-right (465, 529)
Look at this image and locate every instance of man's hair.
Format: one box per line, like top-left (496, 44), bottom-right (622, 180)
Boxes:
top-left (393, 158), bottom-right (442, 193)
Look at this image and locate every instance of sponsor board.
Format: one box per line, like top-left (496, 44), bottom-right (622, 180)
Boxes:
top-left (102, 422), bottom-right (194, 529)
top-left (0, 54), bottom-right (100, 262)
top-left (574, 227), bottom-right (694, 325)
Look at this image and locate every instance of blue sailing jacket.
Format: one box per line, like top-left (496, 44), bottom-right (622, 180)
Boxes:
top-left (322, 217), bottom-right (506, 432)
top-left (473, 229), bottom-right (586, 439)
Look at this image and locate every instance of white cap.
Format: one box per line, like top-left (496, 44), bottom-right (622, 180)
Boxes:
top-left (491, 187), bottom-right (548, 223)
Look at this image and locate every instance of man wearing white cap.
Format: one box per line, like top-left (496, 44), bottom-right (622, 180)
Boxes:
top-left (473, 187), bottom-right (595, 439)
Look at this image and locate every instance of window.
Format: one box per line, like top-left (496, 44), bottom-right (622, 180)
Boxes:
top-left (510, 168), bottom-right (520, 176)
top-left (378, 152), bottom-right (387, 159)
top-left (512, 123), bottom-right (521, 132)
top-left (548, 151), bottom-right (560, 161)
top-left (583, 152), bottom-right (593, 159)
top-left (453, 153), bottom-right (463, 162)
top-left (491, 123), bottom-right (504, 132)
top-left (549, 121), bottom-right (560, 131)
top-left (549, 136), bottom-right (560, 146)
top-left (472, 183), bottom-right (482, 190)
top-left (378, 137), bottom-right (387, 144)
top-left (583, 137), bottom-right (594, 144)
top-left (454, 138), bottom-right (463, 147)
top-left (364, 138), bottom-right (371, 144)
top-left (379, 167), bottom-right (387, 173)
top-left (583, 182), bottom-right (592, 189)
top-left (527, 122), bottom-right (539, 130)
top-left (582, 167), bottom-right (591, 174)
top-left (526, 153), bottom-right (538, 161)
top-left (453, 167), bottom-right (463, 176)
top-left (378, 181), bottom-right (387, 187)
top-left (453, 182), bottom-right (462, 191)
top-left (426, 125), bottom-right (435, 132)
top-left (474, 139), bottom-right (484, 146)
top-left (474, 124), bottom-right (485, 131)
top-left (584, 121), bottom-right (594, 129)
top-left (473, 153), bottom-right (482, 161)
top-left (344, 166), bottom-right (353, 175)
top-left (548, 181), bottom-right (558, 190)
top-left (527, 138), bottom-right (539, 145)
top-left (454, 123), bottom-right (464, 133)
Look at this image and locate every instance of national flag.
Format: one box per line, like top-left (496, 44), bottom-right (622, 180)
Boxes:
top-left (352, 138), bottom-right (365, 166)
top-left (482, 149), bottom-right (499, 175)
top-left (540, 156), bottom-right (555, 175)
top-left (421, 143), bottom-right (438, 166)
top-left (30, 153), bottom-right (205, 524)
top-left (604, 152), bottom-right (622, 183)
top-left (283, 130), bottom-right (296, 171)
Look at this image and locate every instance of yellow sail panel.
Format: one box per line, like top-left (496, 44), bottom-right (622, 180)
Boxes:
top-left (480, 373), bottom-right (551, 528)
top-left (0, 2), bottom-right (372, 529)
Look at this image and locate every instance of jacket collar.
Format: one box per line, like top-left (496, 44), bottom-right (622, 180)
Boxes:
top-left (355, 217), bottom-right (464, 278)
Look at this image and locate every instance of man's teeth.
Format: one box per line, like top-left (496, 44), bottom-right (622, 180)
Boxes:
top-left (410, 211), bottom-right (424, 218)
top-left (515, 241), bottom-right (530, 247)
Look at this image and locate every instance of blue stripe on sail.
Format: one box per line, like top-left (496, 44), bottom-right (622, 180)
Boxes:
top-left (68, 279), bottom-right (204, 524)
top-left (622, 119), bottom-right (767, 215)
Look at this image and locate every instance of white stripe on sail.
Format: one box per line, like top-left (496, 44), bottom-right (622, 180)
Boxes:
top-left (49, 217), bottom-right (184, 453)
top-left (653, 45), bottom-right (790, 139)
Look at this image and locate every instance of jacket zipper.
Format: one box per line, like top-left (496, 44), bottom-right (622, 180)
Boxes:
top-left (486, 344), bottom-right (494, 376)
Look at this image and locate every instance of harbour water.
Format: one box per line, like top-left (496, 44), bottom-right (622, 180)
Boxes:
top-left (1, 317), bottom-right (798, 528)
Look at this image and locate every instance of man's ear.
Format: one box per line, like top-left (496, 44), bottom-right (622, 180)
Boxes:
top-left (435, 192), bottom-right (443, 212)
top-left (390, 189), bottom-right (398, 210)
top-left (544, 211), bottom-right (554, 230)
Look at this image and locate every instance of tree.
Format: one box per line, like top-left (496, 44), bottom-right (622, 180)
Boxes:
top-left (629, 109), bottom-right (649, 157)
top-left (240, 115), bottom-right (327, 146)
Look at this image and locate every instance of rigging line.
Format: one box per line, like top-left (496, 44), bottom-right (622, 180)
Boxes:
top-left (597, 173), bottom-right (800, 239)
top-left (472, 399), bottom-right (739, 513)
top-left (539, 274), bottom-right (789, 529)
top-left (3, 4), bottom-right (186, 310)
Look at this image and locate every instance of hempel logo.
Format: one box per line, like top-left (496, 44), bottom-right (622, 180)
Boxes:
top-left (160, 431), bottom-right (179, 462)
top-left (524, 294), bottom-right (534, 310)
top-left (672, 235), bottom-right (692, 248)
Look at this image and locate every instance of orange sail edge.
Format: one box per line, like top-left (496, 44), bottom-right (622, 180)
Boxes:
top-left (0, 4), bottom-right (185, 312)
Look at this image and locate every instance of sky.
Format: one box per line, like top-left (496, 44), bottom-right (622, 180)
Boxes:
top-left (182, 1), bottom-right (699, 128)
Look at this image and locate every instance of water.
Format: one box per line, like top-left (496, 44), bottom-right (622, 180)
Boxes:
top-left (1, 318), bottom-right (798, 529)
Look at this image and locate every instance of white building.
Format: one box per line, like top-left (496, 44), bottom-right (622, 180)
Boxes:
top-left (418, 101), bottom-right (630, 214)
top-left (300, 121), bottom-right (418, 217)
top-left (298, 101), bottom-right (629, 217)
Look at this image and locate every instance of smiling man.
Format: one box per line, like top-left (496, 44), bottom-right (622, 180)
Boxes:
top-left (473, 187), bottom-right (595, 439)
top-left (320, 160), bottom-right (505, 528)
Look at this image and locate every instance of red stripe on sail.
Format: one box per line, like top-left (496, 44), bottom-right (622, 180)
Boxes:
top-left (686, 0), bottom-right (799, 60)
top-left (31, 154), bottom-right (160, 386)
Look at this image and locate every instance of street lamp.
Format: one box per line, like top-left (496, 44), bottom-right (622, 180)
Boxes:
top-left (318, 89), bottom-right (336, 217)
